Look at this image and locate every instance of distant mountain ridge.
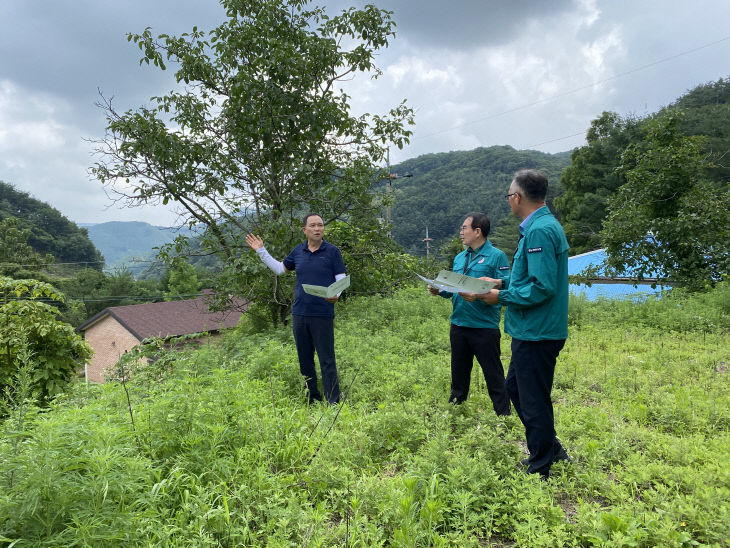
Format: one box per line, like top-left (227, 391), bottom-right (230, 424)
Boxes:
top-left (85, 221), bottom-right (193, 272)
top-left (83, 146), bottom-right (572, 266)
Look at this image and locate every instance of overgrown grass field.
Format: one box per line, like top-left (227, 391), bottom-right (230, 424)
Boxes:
top-left (2, 284), bottom-right (729, 546)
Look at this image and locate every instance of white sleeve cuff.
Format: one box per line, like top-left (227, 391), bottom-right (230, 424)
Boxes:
top-left (334, 272), bottom-right (347, 296)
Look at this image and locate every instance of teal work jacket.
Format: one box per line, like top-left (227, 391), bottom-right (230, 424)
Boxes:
top-left (440, 240), bottom-right (510, 329)
top-left (499, 207), bottom-right (570, 341)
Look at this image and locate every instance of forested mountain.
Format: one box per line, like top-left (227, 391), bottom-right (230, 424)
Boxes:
top-left (0, 181), bottom-right (103, 267)
top-left (84, 221), bottom-right (193, 271)
top-left (387, 146), bottom-right (571, 256)
top-left (557, 77), bottom-right (730, 254)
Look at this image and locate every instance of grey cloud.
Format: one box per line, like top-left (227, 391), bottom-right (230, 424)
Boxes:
top-left (1, 0), bottom-right (224, 125)
top-left (326, 0), bottom-right (577, 49)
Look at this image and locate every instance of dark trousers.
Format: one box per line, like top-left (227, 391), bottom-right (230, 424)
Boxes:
top-left (506, 338), bottom-right (566, 476)
top-left (449, 324), bottom-right (511, 415)
top-left (292, 314), bottom-right (340, 403)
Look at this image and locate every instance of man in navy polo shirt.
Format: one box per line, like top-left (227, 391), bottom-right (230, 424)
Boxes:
top-left (245, 214), bottom-right (347, 404)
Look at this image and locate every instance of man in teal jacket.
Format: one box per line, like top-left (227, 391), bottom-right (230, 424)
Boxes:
top-left (429, 212), bottom-right (511, 415)
top-left (482, 169), bottom-right (571, 478)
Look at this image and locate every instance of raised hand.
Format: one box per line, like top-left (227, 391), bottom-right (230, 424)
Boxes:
top-left (245, 233), bottom-right (264, 251)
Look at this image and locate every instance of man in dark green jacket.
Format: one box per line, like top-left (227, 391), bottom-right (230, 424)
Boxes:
top-left (482, 169), bottom-right (571, 478)
top-left (429, 212), bottom-right (511, 415)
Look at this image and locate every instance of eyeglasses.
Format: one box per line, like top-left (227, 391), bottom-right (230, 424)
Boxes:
top-left (459, 225), bottom-right (470, 232)
top-left (505, 192), bottom-right (519, 199)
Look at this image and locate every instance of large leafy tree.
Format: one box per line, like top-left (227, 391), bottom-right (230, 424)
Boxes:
top-left (92, 0), bottom-right (413, 323)
top-left (555, 112), bottom-right (639, 254)
top-left (0, 278), bottom-right (92, 404)
top-left (601, 112), bottom-right (730, 290)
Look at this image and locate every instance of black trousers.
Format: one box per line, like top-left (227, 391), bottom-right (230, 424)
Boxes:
top-left (506, 338), bottom-right (566, 476)
top-left (292, 315), bottom-right (340, 403)
top-left (449, 324), bottom-right (511, 415)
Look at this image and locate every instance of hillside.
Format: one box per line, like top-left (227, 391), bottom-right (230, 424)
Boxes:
top-left (84, 221), bottom-right (193, 273)
top-left (1, 284), bottom-right (728, 544)
top-left (387, 146), bottom-right (571, 255)
top-left (557, 76), bottom-right (730, 254)
top-left (0, 181), bottom-right (103, 267)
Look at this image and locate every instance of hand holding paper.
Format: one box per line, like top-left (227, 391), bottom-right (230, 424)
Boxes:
top-left (417, 270), bottom-right (496, 295)
top-left (302, 275), bottom-right (351, 299)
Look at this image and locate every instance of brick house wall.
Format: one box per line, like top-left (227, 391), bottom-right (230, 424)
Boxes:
top-left (83, 315), bottom-right (141, 383)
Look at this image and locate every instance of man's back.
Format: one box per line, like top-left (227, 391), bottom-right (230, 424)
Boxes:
top-left (503, 207), bottom-right (569, 341)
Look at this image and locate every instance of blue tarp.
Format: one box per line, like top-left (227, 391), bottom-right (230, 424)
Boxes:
top-left (568, 249), bottom-right (668, 301)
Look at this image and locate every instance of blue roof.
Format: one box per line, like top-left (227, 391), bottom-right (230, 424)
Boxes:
top-left (568, 249), bottom-right (668, 301)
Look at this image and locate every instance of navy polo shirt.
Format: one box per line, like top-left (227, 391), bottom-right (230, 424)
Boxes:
top-left (283, 239), bottom-right (346, 317)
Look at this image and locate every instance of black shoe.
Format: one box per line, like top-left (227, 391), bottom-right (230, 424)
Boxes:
top-left (553, 445), bottom-right (572, 464)
top-left (520, 448), bottom-right (572, 467)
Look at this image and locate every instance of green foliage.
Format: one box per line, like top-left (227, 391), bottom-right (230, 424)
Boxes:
top-left (91, 0), bottom-right (414, 323)
top-left (601, 112), bottom-right (730, 289)
top-left (0, 217), bottom-right (53, 279)
top-left (670, 77), bottom-right (730, 184)
top-left (56, 267), bottom-right (164, 324)
top-left (555, 77), bottom-right (730, 258)
top-left (0, 278), bottom-right (92, 405)
top-left (386, 146), bottom-right (570, 257)
top-left (1, 283), bottom-right (728, 545)
top-left (555, 112), bottom-right (640, 254)
top-left (0, 181), bottom-right (104, 267)
top-left (325, 221), bottom-right (437, 297)
top-left (163, 258), bottom-right (200, 301)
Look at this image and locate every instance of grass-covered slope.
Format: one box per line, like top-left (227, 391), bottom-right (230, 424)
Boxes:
top-left (1, 285), bottom-right (729, 546)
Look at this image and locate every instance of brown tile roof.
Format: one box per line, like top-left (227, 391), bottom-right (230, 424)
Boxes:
top-left (78, 294), bottom-right (247, 340)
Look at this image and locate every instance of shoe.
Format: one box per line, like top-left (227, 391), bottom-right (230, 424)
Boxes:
top-left (520, 447), bottom-right (572, 467)
top-left (553, 445), bottom-right (572, 464)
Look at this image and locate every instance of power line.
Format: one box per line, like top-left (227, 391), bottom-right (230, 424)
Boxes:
top-left (0, 260), bottom-right (106, 268)
top-left (412, 34), bottom-right (730, 142)
top-left (526, 130), bottom-right (588, 148)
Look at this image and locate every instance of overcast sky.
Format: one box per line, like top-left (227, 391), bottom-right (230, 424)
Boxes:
top-left (1, 0), bottom-right (729, 225)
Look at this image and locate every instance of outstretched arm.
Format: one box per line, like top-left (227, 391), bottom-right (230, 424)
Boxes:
top-left (245, 233), bottom-right (288, 275)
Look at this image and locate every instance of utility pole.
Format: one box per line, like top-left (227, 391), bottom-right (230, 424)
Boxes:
top-left (423, 227), bottom-right (433, 259)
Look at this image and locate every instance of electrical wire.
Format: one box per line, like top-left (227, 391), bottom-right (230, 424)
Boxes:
top-left (411, 34), bottom-right (730, 142)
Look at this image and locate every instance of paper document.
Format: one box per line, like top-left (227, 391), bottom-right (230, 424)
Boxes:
top-left (302, 275), bottom-right (350, 298)
top-left (417, 270), bottom-right (496, 294)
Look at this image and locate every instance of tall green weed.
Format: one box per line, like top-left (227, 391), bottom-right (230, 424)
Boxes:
top-left (1, 283), bottom-right (728, 546)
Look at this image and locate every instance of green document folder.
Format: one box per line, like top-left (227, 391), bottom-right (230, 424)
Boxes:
top-left (302, 275), bottom-right (351, 298)
top-left (417, 270), bottom-right (496, 294)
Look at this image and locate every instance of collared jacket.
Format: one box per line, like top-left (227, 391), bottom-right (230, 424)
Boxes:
top-left (440, 240), bottom-right (510, 329)
top-left (499, 206), bottom-right (569, 340)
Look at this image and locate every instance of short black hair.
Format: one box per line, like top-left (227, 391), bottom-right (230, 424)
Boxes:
top-left (464, 212), bottom-right (491, 237)
top-left (513, 169), bottom-right (548, 202)
top-left (302, 213), bottom-right (323, 226)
